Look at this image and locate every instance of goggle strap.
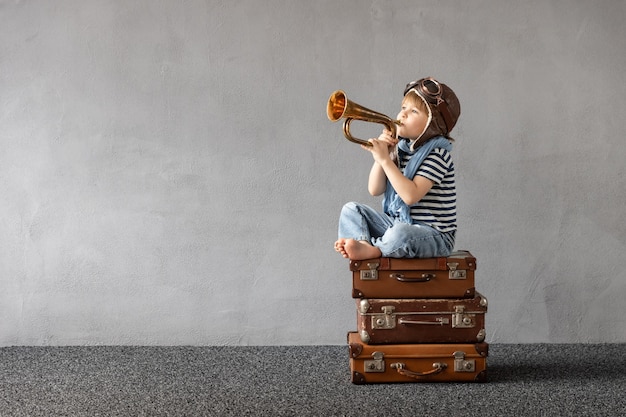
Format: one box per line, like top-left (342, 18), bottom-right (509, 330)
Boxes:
top-left (437, 100), bottom-right (455, 133)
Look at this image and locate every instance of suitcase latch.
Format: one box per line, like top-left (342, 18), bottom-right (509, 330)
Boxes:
top-left (364, 351), bottom-right (385, 373)
top-left (452, 306), bottom-right (476, 328)
top-left (360, 262), bottom-right (379, 281)
top-left (453, 351), bottom-right (475, 372)
top-left (371, 306), bottom-right (396, 329)
top-left (447, 262), bottom-right (467, 280)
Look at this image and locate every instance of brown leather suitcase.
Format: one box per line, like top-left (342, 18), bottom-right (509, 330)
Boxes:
top-left (356, 292), bottom-right (487, 344)
top-left (347, 332), bottom-right (488, 384)
top-left (350, 250), bottom-right (476, 299)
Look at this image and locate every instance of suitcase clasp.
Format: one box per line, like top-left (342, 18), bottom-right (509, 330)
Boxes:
top-left (447, 262), bottom-right (467, 280)
top-left (364, 351), bottom-right (385, 373)
top-left (360, 262), bottom-right (379, 281)
top-left (371, 306), bottom-right (396, 329)
top-left (453, 351), bottom-right (476, 372)
top-left (452, 306), bottom-right (476, 328)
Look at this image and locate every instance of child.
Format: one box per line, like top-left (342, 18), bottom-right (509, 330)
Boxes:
top-left (334, 77), bottom-right (461, 260)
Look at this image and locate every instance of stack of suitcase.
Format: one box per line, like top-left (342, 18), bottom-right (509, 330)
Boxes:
top-left (347, 250), bottom-right (488, 383)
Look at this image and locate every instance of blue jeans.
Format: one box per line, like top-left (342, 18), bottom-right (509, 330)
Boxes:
top-left (338, 202), bottom-right (455, 258)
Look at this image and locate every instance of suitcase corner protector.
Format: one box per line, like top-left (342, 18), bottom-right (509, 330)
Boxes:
top-left (352, 288), bottom-right (363, 298)
top-left (348, 342), bottom-right (363, 358)
top-left (475, 369), bottom-right (488, 382)
top-left (349, 260), bottom-right (360, 271)
top-left (476, 342), bottom-right (489, 357)
top-left (351, 371), bottom-right (366, 384)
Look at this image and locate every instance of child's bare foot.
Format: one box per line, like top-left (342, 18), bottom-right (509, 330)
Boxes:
top-left (335, 238), bottom-right (382, 260)
top-left (334, 238), bottom-right (349, 258)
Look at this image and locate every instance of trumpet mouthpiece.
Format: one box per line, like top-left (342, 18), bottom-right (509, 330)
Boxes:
top-left (394, 120), bottom-right (403, 126)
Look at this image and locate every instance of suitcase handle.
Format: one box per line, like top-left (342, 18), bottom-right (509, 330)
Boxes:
top-left (398, 317), bottom-right (449, 326)
top-left (391, 362), bottom-right (447, 378)
top-left (392, 273), bottom-right (434, 282)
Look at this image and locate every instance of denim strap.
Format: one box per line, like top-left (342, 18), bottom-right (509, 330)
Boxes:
top-left (382, 136), bottom-right (452, 223)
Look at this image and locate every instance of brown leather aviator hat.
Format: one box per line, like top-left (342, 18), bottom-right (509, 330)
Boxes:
top-left (404, 77), bottom-right (461, 145)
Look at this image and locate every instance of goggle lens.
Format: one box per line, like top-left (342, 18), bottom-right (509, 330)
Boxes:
top-left (404, 77), bottom-right (442, 104)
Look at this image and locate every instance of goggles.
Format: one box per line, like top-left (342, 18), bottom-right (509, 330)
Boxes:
top-left (404, 77), bottom-right (455, 133)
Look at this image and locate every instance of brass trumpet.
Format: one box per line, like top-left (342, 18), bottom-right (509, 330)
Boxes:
top-left (326, 90), bottom-right (401, 146)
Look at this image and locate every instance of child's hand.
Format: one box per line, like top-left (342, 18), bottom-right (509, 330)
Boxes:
top-left (361, 129), bottom-right (398, 164)
top-left (377, 129), bottom-right (398, 148)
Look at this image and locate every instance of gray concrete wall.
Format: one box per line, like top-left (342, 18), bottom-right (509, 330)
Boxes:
top-left (1, 0), bottom-right (625, 345)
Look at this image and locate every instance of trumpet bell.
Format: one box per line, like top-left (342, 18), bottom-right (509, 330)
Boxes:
top-left (327, 90), bottom-right (349, 122)
top-left (326, 90), bottom-right (398, 146)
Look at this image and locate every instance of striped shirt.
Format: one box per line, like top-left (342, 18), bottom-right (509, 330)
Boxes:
top-left (399, 147), bottom-right (456, 233)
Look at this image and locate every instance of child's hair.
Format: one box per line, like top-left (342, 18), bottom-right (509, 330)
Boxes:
top-left (402, 90), bottom-right (429, 114)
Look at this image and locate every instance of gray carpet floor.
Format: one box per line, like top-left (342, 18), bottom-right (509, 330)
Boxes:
top-left (1, 344), bottom-right (625, 416)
